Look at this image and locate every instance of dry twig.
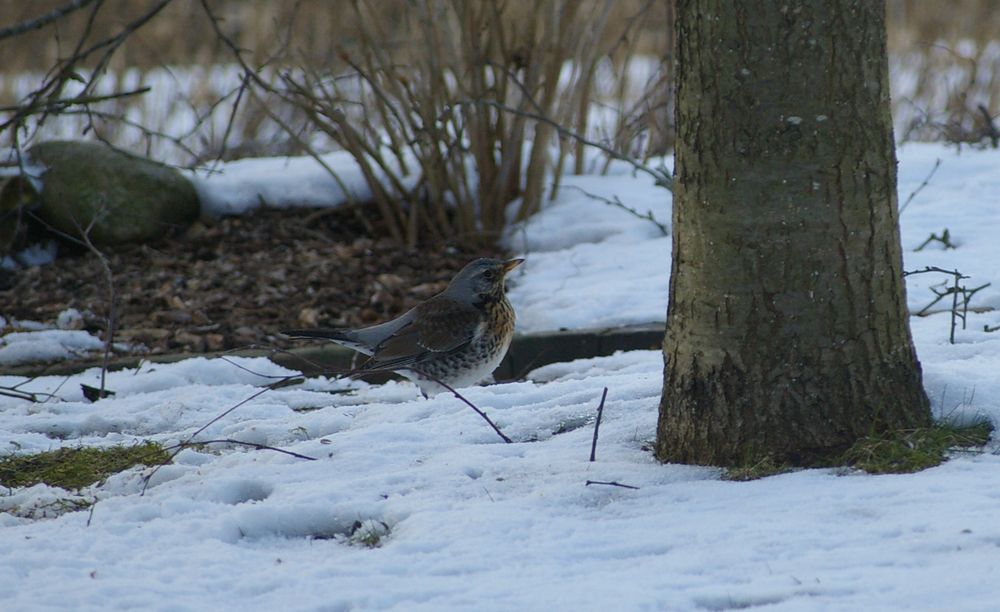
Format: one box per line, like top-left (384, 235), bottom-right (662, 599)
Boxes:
top-left (585, 480), bottom-right (639, 490)
top-left (589, 387), bottom-right (609, 462)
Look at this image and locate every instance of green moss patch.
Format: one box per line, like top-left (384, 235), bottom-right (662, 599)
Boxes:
top-left (0, 442), bottom-right (169, 490)
top-left (722, 456), bottom-right (794, 481)
top-left (841, 421), bottom-right (993, 475)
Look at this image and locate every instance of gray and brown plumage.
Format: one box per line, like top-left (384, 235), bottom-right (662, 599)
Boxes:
top-left (283, 258), bottom-right (523, 395)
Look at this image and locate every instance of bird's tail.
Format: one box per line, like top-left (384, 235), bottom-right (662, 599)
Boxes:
top-left (281, 328), bottom-right (372, 354)
top-left (281, 328), bottom-right (350, 341)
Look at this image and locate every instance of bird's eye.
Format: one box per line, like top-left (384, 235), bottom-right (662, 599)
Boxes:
top-left (483, 270), bottom-right (495, 280)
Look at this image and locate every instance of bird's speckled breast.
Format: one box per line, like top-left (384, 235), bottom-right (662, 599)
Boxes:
top-left (413, 296), bottom-right (515, 392)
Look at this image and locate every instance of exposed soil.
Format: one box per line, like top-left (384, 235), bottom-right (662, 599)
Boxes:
top-left (1, 206), bottom-right (504, 361)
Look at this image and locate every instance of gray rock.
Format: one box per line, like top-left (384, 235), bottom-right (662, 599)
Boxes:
top-left (5, 140), bottom-right (200, 247)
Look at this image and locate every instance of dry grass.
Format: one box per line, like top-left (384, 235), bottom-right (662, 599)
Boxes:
top-left (0, 0), bottom-right (669, 72)
top-left (888, 0), bottom-right (1000, 144)
top-left (0, 1), bottom-right (326, 72)
top-left (888, 0), bottom-right (1000, 48)
top-left (4, 1), bottom-right (995, 75)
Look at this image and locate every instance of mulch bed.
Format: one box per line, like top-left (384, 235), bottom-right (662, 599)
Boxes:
top-left (1, 206), bottom-right (504, 360)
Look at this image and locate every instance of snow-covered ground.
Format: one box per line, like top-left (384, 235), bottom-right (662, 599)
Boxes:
top-left (3, 142), bottom-right (1000, 610)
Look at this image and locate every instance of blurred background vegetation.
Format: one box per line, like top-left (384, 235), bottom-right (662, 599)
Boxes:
top-left (1, 0), bottom-right (997, 245)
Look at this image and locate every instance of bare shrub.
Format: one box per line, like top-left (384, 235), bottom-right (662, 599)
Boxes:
top-left (272, 0), bottom-right (668, 247)
top-left (2, 1), bottom-right (674, 249)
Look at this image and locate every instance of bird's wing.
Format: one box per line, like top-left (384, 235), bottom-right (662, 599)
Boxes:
top-left (367, 297), bottom-right (480, 370)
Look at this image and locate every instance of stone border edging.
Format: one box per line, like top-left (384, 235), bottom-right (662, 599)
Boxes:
top-left (4, 324), bottom-right (665, 382)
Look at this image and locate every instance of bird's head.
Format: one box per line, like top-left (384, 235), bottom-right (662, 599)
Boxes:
top-left (447, 257), bottom-right (524, 303)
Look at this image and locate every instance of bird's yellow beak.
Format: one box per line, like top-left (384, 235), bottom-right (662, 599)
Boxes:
top-left (502, 258), bottom-right (525, 274)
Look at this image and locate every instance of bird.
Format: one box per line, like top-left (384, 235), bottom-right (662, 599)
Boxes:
top-left (283, 257), bottom-right (524, 395)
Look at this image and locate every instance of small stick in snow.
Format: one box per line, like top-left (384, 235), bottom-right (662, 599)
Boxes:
top-left (165, 439), bottom-right (317, 461)
top-left (589, 387), bottom-right (609, 462)
top-left (281, 349), bottom-right (515, 444)
top-left (0, 384), bottom-right (60, 403)
top-left (140, 349), bottom-right (513, 496)
top-left (411, 371), bottom-right (513, 444)
top-left (29, 211), bottom-right (119, 400)
top-left (248, 347), bottom-right (514, 443)
top-left (585, 480), bottom-right (639, 490)
top-left (141, 376), bottom-right (302, 495)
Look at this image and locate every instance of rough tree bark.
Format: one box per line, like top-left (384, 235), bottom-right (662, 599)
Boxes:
top-left (656, 1), bottom-right (931, 466)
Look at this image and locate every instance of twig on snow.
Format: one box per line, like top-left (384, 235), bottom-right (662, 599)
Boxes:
top-left (905, 266), bottom-right (991, 344)
top-left (164, 439), bottom-right (316, 461)
top-left (140, 375), bottom-right (301, 494)
top-left (589, 387), bottom-right (609, 462)
top-left (585, 480), bottom-right (639, 490)
top-left (411, 371), bottom-right (513, 444)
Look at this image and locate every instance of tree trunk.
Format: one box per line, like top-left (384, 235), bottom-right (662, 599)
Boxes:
top-left (656, 0), bottom-right (931, 467)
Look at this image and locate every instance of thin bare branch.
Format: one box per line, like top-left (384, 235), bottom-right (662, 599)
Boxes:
top-left (0, 386), bottom-right (61, 402)
top-left (589, 387), bottom-right (609, 462)
top-left (899, 158), bottom-right (942, 214)
top-left (413, 373), bottom-right (513, 444)
top-left (564, 185), bottom-right (669, 236)
top-left (71, 216), bottom-right (117, 399)
top-left (456, 98), bottom-right (674, 191)
top-left (585, 480), bottom-right (639, 490)
top-left (165, 439), bottom-right (316, 461)
top-left (0, 0), bottom-right (101, 41)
